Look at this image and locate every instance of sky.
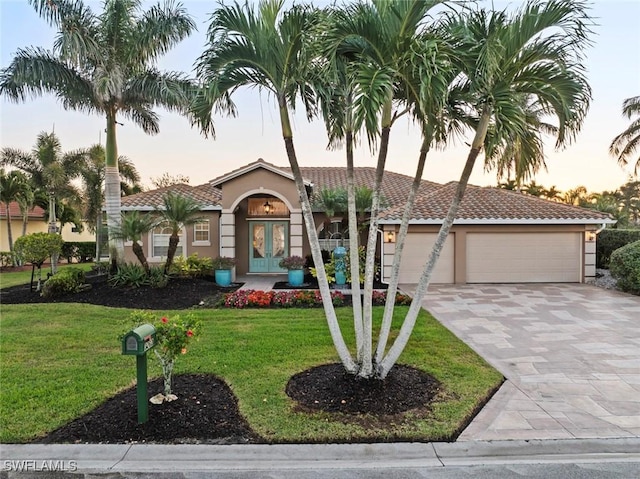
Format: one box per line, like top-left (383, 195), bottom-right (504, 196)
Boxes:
top-left (0, 0), bottom-right (639, 193)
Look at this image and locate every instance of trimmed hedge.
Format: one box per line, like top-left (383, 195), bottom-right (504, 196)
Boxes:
top-left (609, 240), bottom-right (640, 295)
top-left (596, 229), bottom-right (640, 268)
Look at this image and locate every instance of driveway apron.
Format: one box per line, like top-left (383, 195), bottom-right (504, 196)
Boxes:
top-left (411, 283), bottom-right (640, 441)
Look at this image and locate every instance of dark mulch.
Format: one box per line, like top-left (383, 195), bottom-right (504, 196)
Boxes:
top-left (0, 273), bottom-right (241, 310)
top-left (286, 363), bottom-right (440, 415)
top-left (35, 374), bottom-right (263, 444)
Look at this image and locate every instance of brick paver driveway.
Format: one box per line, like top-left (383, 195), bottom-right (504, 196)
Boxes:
top-left (411, 283), bottom-right (640, 441)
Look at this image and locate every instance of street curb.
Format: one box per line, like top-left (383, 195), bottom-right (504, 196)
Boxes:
top-left (2, 438), bottom-right (640, 473)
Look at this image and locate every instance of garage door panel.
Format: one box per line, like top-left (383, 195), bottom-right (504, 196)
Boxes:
top-left (398, 234), bottom-right (454, 284)
top-left (466, 233), bottom-right (581, 283)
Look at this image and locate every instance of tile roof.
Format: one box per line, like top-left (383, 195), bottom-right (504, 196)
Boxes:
top-left (0, 202), bottom-right (46, 219)
top-left (379, 182), bottom-right (615, 224)
top-left (282, 166), bottom-right (443, 209)
top-left (120, 183), bottom-right (222, 210)
top-left (209, 158), bottom-right (312, 187)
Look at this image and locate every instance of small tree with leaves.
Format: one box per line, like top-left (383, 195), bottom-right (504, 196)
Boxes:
top-left (13, 232), bottom-right (63, 291)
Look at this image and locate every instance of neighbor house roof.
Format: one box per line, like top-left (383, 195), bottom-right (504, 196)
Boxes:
top-left (379, 182), bottom-right (615, 225)
top-left (209, 158), bottom-right (313, 187)
top-left (120, 183), bottom-right (222, 211)
top-left (0, 202), bottom-right (46, 219)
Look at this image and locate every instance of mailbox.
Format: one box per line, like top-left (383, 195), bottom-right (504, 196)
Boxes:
top-left (122, 324), bottom-right (156, 356)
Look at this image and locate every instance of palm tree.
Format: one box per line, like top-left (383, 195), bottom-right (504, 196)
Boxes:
top-left (0, 169), bottom-right (31, 258)
top-left (191, 0), bottom-right (358, 373)
top-left (110, 211), bottom-right (157, 273)
top-left (563, 185), bottom-right (589, 206)
top-left (524, 180), bottom-right (546, 197)
top-left (155, 192), bottom-right (203, 274)
top-left (0, 0), bottom-right (196, 267)
top-left (1, 131), bottom-right (85, 271)
top-left (378, 0), bottom-right (593, 376)
top-left (543, 185), bottom-right (563, 202)
top-left (610, 95), bottom-right (640, 174)
top-left (78, 144), bottom-right (141, 259)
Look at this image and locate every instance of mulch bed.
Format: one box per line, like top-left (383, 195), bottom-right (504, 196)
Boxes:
top-left (0, 273), bottom-right (241, 310)
top-left (35, 374), bottom-right (263, 444)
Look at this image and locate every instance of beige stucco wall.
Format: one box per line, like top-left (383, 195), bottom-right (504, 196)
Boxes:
top-left (122, 211), bottom-right (220, 267)
top-left (218, 169), bottom-right (300, 210)
top-left (0, 219), bottom-right (48, 251)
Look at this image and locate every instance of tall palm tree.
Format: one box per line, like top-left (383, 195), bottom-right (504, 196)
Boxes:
top-left (110, 211), bottom-right (157, 273)
top-left (563, 185), bottom-right (589, 206)
top-left (191, 0), bottom-right (358, 373)
top-left (0, 169), bottom-right (31, 258)
top-left (155, 192), bottom-right (203, 274)
top-left (543, 185), bottom-right (563, 202)
top-left (610, 95), bottom-right (640, 174)
top-left (0, 0), bottom-right (196, 267)
top-left (378, 0), bottom-right (593, 376)
top-left (1, 131), bottom-right (85, 271)
top-left (78, 144), bottom-right (141, 259)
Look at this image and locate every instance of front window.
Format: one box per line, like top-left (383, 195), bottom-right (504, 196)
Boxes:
top-left (152, 226), bottom-right (183, 258)
top-left (193, 220), bottom-right (210, 244)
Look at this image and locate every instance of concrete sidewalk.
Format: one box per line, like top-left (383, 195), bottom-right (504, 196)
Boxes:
top-left (2, 438), bottom-right (640, 475)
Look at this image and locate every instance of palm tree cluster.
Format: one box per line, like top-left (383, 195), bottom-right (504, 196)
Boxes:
top-left (0, 132), bottom-right (142, 263)
top-left (2, 0), bottom-right (595, 380)
top-left (189, 0), bottom-right (593, 379)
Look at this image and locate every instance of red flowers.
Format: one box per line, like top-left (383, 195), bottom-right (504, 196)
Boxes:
top-left (186, 330), bottom-right (194, 337)
top-left (161, 316), bottom-right (168, 323)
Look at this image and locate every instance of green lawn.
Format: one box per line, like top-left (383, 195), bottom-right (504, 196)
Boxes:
top-left (0, 263), bottom-right (94, 289)
top-left (0, 303), bottom-right (503, 444)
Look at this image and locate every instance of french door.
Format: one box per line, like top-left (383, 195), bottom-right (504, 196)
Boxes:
top-left (249, 221), bottom-right (288, 273)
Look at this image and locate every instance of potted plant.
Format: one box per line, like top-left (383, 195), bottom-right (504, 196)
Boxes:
top-left (212, 256), bottom-right (236, 287)
top-left (279, 255), bottom-right (306, 286)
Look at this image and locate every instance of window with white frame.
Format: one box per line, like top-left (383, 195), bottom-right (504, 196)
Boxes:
top-left (193, 220), bottom-right (210, 244)
top-left (152, 226), bottom-right (184, 258)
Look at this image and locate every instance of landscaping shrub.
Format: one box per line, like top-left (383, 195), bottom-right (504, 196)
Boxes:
top-left (41, 267), bottom-right (87, 299)
top-left (0, 251), bottom-right (15, 268)
top-left (148, 266), bottom-right (169, 288)
top-left (170, 253), bottom-right (213, 278)
top-left (609, 240), bottom-right (640, 295)
top-left (109, 263), bottom-right (149, 288)
top-left (597, 229), bottom-right (640, 268)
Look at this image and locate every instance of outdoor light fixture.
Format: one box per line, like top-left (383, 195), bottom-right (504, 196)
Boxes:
top-left (263, 201), bottom-right (272, 214)
top-left (385, 231), bottom-right (396, 243)
top-left (586, 231), bottom-right (596, 242)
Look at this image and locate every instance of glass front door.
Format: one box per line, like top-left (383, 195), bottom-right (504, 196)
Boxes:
top-left (249, 221), bottom-right (288, 273)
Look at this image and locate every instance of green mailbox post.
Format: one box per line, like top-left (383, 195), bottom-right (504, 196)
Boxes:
top-left (122, 324), bottom-right (157, 424)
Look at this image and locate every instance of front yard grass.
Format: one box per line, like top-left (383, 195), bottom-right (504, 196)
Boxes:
top-left (0, 303), bottom-right (503, 443)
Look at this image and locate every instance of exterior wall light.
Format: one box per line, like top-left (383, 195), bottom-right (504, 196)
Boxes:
top-left (385, 231), bottom-right (396, 243)
top-left (586, 231), bottom-right (596, 242)
top-left (263, 201), bottom-right (272, 214)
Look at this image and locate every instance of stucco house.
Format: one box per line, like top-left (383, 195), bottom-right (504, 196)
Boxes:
top-left (120, 158), bottom-right (614, 284)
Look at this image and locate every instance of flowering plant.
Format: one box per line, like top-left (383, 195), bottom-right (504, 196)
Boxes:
top-left (278, 255), bottom-right (306, 270)
top-left (127, 311), bottom-right (202, 402)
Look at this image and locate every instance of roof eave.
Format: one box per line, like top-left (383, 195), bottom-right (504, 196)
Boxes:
top-left (210, 162), bottom-right (312, 187)
top-left (378, 218), bottom-right (618, 225)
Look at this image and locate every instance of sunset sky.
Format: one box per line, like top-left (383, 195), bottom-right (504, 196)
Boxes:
top-left (1, 0), bottom-right (638, 193)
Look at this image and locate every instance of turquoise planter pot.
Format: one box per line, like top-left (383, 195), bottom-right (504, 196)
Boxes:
top-left (215, 269), bottom-right (232, 287)
top-left (287, 269), bottom-right (304, 287)
top-left (335, 270), bottom-right (346, 285)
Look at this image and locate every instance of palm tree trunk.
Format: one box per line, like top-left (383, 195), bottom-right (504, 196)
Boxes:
top-left (132, 241), bottom-right (150, 274)
top-left (375, 135), bottom-right (431, 364)
top-left (345, 128), bottom-right (364, 360)
top-left (279, 100), bottom-right (357, 373)
top-left (47, 192), bottom-right (58, 273)
top-left (165, 234), bottom-right (179, 274)
top-left (4, 202), bottom-right (14, 259)
top-left (104, 110), bottom-right (124, 269)
top-left (359, 99), bottom-right (393, 378)
top-left (377, 106), bottom-right (492, 379)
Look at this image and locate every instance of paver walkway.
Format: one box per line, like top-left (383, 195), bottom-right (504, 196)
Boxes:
top-left (414, 283), bottom-right (640, 441)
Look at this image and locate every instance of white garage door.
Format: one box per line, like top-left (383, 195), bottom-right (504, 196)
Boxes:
top-left (398, 233), bottom-right (454, 284)
top-left (466, 233), bottom-right (581, 283)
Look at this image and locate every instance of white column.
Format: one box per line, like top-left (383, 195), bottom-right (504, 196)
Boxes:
top-left (289, 210), bottom-right (304, 257)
